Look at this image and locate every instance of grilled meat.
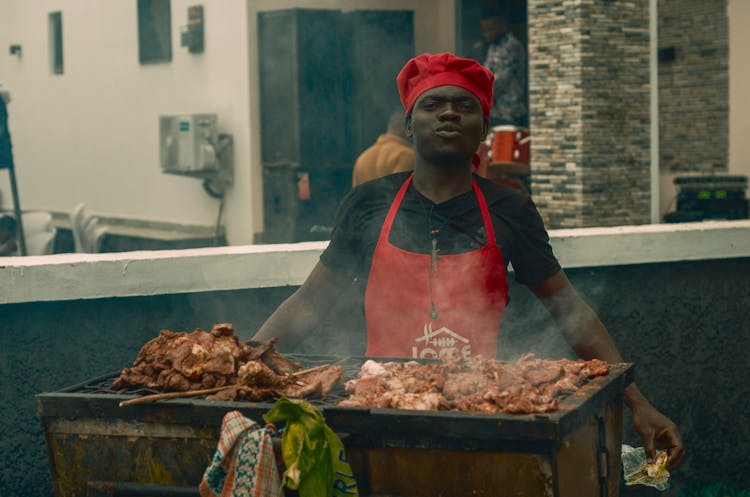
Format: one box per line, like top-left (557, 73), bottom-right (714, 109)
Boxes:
top-left (205, 364), bottom-right (343, 401)
top-left (114, 324), bottom-right (341, 403)
top-left (339, 354), bottom-right (610, 414)
top-left (237, 360), bottom-right (291, 388)
top-left (245, 339), bottom-right (301, 375)
top-left (113, 324), bottom-right (256, 391)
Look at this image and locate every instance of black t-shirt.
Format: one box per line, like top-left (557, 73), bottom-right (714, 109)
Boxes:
top-left (321, 172), bottom-right (561, 286)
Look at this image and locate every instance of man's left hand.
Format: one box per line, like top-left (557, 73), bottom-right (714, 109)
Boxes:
top-left (631, 401), bottom-right (685, 470)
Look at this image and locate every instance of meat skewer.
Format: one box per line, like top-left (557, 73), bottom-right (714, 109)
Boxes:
top-left (291, 364), bottom-right (332, 377)
top-left (118, 385), bottom-right (232, 407)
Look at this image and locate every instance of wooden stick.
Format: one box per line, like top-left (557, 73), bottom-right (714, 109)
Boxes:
top-left (119, 385), bottom-right (232, 407)
top-left (119, 364), bottom-right (332, 407)
top-left (291, 364), bottom-right (330, 377)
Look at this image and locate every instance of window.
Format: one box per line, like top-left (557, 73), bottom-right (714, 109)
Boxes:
top-left (49, 11), bottom-right (63, 74)
top-left (137, 0), bottom-right (172, 64)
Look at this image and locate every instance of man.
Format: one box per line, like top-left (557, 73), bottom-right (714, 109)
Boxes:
top-left (0, 83), bottom-right (13, 170)
top-left (254, 53), bottom-right (684, 470)
top-left (480, 10), bottom-right (528, 126)
top-left (0, 85), bottom-right (18, 257)
top-left (352, 109), bottom-right (414, 187)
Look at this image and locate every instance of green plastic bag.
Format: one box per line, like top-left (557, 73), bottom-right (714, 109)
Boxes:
top-left (264, 398), bottom-right (358, 497)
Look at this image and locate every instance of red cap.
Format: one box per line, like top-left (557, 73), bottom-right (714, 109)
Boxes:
top-left (397, 53), bottom-right (494, 116)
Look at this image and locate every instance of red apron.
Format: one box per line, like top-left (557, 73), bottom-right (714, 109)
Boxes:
top-left (364, 175), bottom-right (508, 359)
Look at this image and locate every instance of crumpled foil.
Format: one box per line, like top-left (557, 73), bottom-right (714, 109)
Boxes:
top-left (622, 444), bottom-right (670, 490)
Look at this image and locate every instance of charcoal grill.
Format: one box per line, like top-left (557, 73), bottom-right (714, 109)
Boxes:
top-left (36, 355), bottom-right (633, 497)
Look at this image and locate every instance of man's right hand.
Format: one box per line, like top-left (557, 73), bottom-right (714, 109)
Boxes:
top-left (631, 400), bottom-right (686, 470)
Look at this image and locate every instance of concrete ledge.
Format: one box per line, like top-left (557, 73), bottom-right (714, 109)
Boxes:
top-left (1, 220), bottom-right (749, 305)
top-left (550, 220), bottom-right (750, 267)
top-left (0, 243), bottom-right (326, 305)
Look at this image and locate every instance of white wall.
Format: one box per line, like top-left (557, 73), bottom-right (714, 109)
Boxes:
top-left (0, 0), bottom-right (255, 243)
top-left (728, 0), bottom-right (750, 180)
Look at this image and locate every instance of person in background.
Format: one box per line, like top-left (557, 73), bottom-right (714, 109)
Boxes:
top-left (0, 214), bottom-right (18, 256)
top-left (1, 84), bottom-right (21, 256)
top-left (352, 109), bottom-right (414, 187)
top-left (0, 83), bottom-right (13, 171)
top-left (254, 53), bottom-right (684, 471)
top-left (0, 84), bottom-right (10, 105)
top-left (480, 8), bottom-right (528, 127)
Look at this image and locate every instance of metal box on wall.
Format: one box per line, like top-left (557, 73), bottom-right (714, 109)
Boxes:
top-left (258, 9), bottom-right (347, 168)
top-left (160, 114), bottom-right (218, 175)
top-left (159, 114), bottom-right (233, 186)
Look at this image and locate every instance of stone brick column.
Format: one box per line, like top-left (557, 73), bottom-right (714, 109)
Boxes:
top-left (528, 0), bottom-right (651, 228)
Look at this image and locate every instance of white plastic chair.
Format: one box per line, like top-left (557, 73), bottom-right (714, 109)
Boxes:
top-left (85, 220), bottom-right (107, 253)
top-left (22, 211), bottom-right (53, 233)
top-left (21, 211), bottom-right (57, 255)
top-left (69, 203), bottom-right (107, 253)
top-left (70, 203), bottom-right (88, 252)
top-left (26, 229), bottom-right (57, 255)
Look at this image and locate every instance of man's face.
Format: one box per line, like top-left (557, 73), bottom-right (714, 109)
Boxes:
top-left (406, 85), bottom-right (488, 167)
top-left (480, 17), bottom-right (505, 44)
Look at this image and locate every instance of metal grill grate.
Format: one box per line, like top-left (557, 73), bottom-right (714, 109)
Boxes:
top-left (54, 354), bottom-right (601, 409)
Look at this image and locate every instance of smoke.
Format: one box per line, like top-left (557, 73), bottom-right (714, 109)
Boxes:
top-left (498, 276), bottom-right (593, 362)
top-left (498, 267), bottom-right (628, 366)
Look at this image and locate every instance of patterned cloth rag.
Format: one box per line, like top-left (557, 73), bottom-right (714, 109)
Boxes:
top-left (199, 410), bottom-right (283, 497)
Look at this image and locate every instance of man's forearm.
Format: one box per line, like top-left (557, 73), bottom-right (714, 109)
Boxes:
top-left (531, 271), bottom-right (649, 410)
top-left (531, 271), bottom-right (684, 465)
top-left (623, 383), bottom-right (652, 410)
top-left (252, 262), bottom-right (348, 351)
top-left (555, 301), bottom-right (651, 409)
top-left (253, 290), bottom-right (320, 351)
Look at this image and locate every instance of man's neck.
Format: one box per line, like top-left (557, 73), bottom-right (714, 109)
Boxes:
top-left (412, 163), bottom-right (473, 204)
